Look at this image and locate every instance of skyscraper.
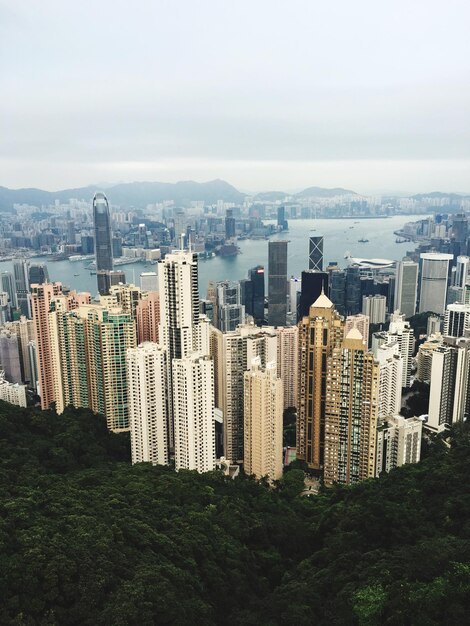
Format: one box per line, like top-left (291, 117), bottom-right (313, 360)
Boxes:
top-left (135, 292), bottom-right (160, 344)
top-left (276, 326), bottom-right (299, 410)
top-left (444, 303), bottom-right (470, 337)
top-left (93, 192), bottom-right (113, 295)
top-left (212, 324), bottom-right (277, 463)
top-left (419, 253), bottom-right (453, 314)
top-left (31, 282), bottom-right (64, 409)
top-left (298, 270), bottom-right (329, 320)
top-left (140, 271), bottom-right (159, 292)
top-left (375, 415), bottom-right (423, 476)
top-left (345, 314), bottom-right (370, 348)
top-left (173, 353), bottom-right (215, 473)
top-left (394, 260), bottom-right (418, 318)
top-left (225, 209), bottom-right (236, 239)
top-left (244, 359), bottom-right (283, 482)
top-left (127, 342), bottom-right (169, 466)
top-left (372, 311), bottom-right (415, 388)
top-left (323, 328), bottom-right (379, 486)
top-left (297, 292), bottom-right (344, 470)
top-left (375, 341), bottom-right (403, 420)
top-left (428, 336), bottom-right (470, 432)
top-left (247, 266), bottom-right (265, 325)
top-left (268, 240), bottom-right (288, 326)
top-left (362, 294), bottom-right (386, 324)
top-left (215, 280), bottom-right (245, 331)
top-left (28, 264), bottom-right (49, 287)
top-left (309, 235), bottom-right (324, 271)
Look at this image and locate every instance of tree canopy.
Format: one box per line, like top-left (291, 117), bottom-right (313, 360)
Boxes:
top-left (0, 402), bottom-right (469, 624)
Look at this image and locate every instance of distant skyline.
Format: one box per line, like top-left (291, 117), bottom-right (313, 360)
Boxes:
top-left (1, 1), bottom-right (470, 193)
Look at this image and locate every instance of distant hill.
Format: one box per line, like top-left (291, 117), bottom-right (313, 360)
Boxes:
top-left (412, 191), bottom-right (470, 200)
top-left (0, 179), bottom-right (245, 211)
top-left (296, 186), bottom-right (357, 198)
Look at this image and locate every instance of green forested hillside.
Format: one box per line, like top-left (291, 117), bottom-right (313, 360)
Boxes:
top-left (0, 403), bottom-right (469, 625)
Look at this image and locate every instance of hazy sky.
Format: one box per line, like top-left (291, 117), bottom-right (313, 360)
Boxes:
top-left (1, 0), bottom-right (470, 193)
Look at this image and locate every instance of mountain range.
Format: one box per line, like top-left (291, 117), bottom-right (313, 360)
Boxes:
top-left (0, 180), bottom-right (467, 211)
top-left (0, 180), bottom-right (359, 211)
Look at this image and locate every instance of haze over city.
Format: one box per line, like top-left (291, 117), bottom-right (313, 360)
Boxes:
top-left (1, 0), bottom-right (470, 193)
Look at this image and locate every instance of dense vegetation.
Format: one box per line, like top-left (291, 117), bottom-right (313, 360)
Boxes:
top-left (1, 403), bottom-right (469, 625)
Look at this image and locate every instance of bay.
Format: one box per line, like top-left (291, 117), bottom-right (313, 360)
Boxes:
top-left (0, 215), bottom-right (419, 298)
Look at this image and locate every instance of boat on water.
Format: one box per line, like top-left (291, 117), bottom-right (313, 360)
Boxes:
top-left (395, 238), bottom-right (407, 243)
top-left (74, 273), bottom-right (80, 277)
top-left (358, 238), bottom-right (369, 243)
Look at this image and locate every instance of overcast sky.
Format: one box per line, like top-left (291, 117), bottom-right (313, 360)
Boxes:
top-left (1, 0), bottom-right (470, 193)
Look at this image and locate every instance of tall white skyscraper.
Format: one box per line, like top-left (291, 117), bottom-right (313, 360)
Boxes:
top-left (243, 359), bottom-right (283, 482)
top-left (375, 342), bottom-right (403, 419)
top-left (428, 337), bottom-right (470, 432)
top-left (127, 342), bottom-right (169, 466)
top-left (454, 255), bottom-right (470, 289)
top-left (372, 311), bottom-right (415, 387)
top-left (419, 253), bottom-right (453, 314)
top-left (158, 250), bottom-right (209, 447)
top-left (173, 353), bottom-right (215, 473)
top-left (444, 303), bottom-right (470, 338)
top-left (394, 260), bottom-right (418, 318)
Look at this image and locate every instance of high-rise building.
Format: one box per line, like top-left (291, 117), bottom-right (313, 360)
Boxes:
top-left (375, 415), bottom-right (422, 476)
top-left (276, 326), bottom-right (299, 410)
top-left (1, 271), bottom-right (17, 312)
top-left (419, 253), bottom-right (453, 314)
top-left (173, 353), bottom-right (215, 473)
top-left (394, 260), bottom-right (418, 318)
top-left (428, 336), bottom-right (470, 432)
top-left (330, 269), bottom-right (346, 316)
top-left (323, 328), bottom-right (379, 486)
top-left (362, 294), bottom-right (386, 324)
top-left (427, 315), bottom-right (441, 336)
top-left (127, 342), bottom-right (169, 466)
top-left (298, 270), bottom-right (329, 320)
top-left (297, 293), bottom-right (344, 470)
top-left (345, 314), bottom-right (370, 348)
top-left (212, 324), bottom-right (277, 463)
top-left (135, 292), bottom-right (160, 344)
top-left (243, 359), bottom-right (283, 482)
top-left (288, 276), bottom-right (301, 319)
top-left (372, 311), bottom-right (415, 387)
top-left (375, 341), bottom-right (403, 420)
top-left (84, 306), bottom-right (137, 431)
top-left (0, 330), bottom-right (22, 383)
top-left (28, 264), bottom-right (49, 287)
top-left (93, 192), bottom-right (113, 294)
top-left (140, 271), bottom-right (159, 292)
top-left (268, 240), bottom-right (288, 326)
top-left (225, 209), bottom-right (236, 239)
top-left (416, 333), bottom-right (443, 383)
top-left (444, 303), bottom-right (470, 338)
top-left (247, 266), bottom-right (265, 325)
top-left (453, 255), bottom-right (470, 289)
top-left (345, 266), bottom-right (362, 314)
top-left (158, 249), bottom-right (209, 445)
top-left (277, 206), bottom-right (288, 231)
top-left (13, 260), bottom-right (31, 318)
top-left (31, 282), bottom-right (64, 409)
top-left (0, 371), bottom-right (27, 407)
top-left (309, 235), bottom-right (324, 271)
top-left (215, 280), bottom-right (245, 332)
top-left (6, 316), bottom-right (35, 387)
